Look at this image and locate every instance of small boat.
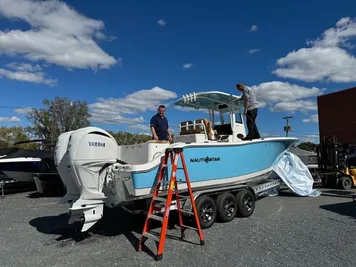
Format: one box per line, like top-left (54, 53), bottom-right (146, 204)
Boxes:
top-left (55, 90), bottom-right (297, 231)
top-left (0, 141), bottom-right (57, 182)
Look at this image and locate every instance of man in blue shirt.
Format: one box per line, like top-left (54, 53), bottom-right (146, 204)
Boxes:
top-left (150, 105), bottom-right (172, 142)
top-left (236, 83), bottom-right (261, 140)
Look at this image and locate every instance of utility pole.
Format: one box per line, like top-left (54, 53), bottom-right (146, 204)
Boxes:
top-left (283, 116), bottom-right (293, 137)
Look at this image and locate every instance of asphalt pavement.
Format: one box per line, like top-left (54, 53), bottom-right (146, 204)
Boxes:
top-left (1, 187), bottom-right (356, 267)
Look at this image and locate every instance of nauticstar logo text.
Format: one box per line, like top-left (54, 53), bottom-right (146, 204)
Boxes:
top-left (190, 156), bottom-right (220, 163)
top-left (88, 141), bottom-right (106, 147)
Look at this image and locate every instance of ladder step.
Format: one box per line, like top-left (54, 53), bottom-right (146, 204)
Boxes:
top-left (148, 214), bottom-right (164, 222)
top-left (143, 232), bottom-right (160, 242)
top-left (154, 196), bottom-right (167, 202)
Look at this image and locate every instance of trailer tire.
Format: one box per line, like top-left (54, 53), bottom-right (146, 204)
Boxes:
top-left (339, 176), bottom-right (353, 190)
top-left (195, 195), bottom-right (217, 229)
top-left (236, 190), bottom-right (255, 217)
top-left (216, 192), bottom-right (237, 222)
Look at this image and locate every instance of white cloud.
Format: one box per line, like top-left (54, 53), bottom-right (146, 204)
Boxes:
top-left (14, 107), bottom-right (33, 114)
top-left (251, 81), bottom-right (323, 112)
top-left (90, 114), bottom-right (144, 125)
top-left (250, 25), bottom-right (258, 32)
top-left (270, 100), bottom-right (317, 113)
top-left (129, 124), bottom-right (150, 131)
top-left (157, 19), bottom-right (167, 26)
top-left (183, 63), bottom-right (193, 69)
top-left (0, 116), bottom-right (21, 122)
top-left (273, 17), bottom-right (356, 82)
top-left (249, 49), bottom-right (260, 54)
top-left (89, 86), bottom-right (177, 124)
top-left (303, 114), bottom-right (319, 123)
top-left (0, 0), bottom-right (117, 71)
top-left (7, 62), bottom-right (42, 72)
top-left (0, 65), bottom-right (56, 85)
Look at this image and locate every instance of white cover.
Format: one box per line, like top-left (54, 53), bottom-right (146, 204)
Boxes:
top-left (272, 151), bottom-right (321, 197)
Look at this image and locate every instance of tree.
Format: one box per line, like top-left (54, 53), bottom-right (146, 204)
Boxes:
top-left (110, 131), bottom-right (152, 145)
top-left (297, 141), bottom-right (317, 152)
top-left (26, 97), bottom-right (91, 144)
top-left (0, 126), bottom-right (39, 149)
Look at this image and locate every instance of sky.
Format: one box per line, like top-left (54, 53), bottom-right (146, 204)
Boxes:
top-left (0, 0), bottom-right (356, 144)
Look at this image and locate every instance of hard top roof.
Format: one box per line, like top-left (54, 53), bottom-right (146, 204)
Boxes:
top-left (174, 91), bottom-right (243, 111)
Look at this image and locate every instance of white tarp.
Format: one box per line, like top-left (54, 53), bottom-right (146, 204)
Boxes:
top-left (272, 151), bottom-right (321, 197)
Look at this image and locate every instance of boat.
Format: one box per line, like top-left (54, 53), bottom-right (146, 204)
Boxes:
top-left (0, 141), bottom-right (57, 182)
top-left (55, 90), bottom-right (298, 231)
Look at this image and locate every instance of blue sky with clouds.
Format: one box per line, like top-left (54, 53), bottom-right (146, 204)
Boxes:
top-left (1, 0), bottom-right (356, 143)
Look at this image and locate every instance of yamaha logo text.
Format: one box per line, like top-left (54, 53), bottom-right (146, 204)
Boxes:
top-left (88, 141), bottom-right (106, 147)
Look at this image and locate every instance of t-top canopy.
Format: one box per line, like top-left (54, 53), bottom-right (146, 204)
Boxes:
top-left (174, 91), bottom-right (243, 112)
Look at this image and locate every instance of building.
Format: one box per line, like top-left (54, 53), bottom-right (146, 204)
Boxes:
top-left (317, 87), bottom-right (356, 146)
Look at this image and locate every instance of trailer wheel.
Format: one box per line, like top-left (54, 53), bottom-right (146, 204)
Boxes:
top-left (216, 192), bottom-right (237, 222)
top-left (339, 176), bottom-right (353, 190)
top-left (236, 190), bottom-right (255, 217)
top-left (195, 195), bottom-right (217, 229)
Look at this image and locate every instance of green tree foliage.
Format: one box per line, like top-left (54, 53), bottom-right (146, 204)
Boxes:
top-left (297, 141), bottom-right (317, 152)
top-left (26, 97), bottom-right (91, 144)
top-left (0, 126), bottom-right (39, 149)
top-left (108, 130), bottom-right (152, 145)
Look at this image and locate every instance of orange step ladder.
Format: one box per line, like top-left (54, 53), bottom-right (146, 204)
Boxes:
top-left (138, 147), bottom-right (205, 261)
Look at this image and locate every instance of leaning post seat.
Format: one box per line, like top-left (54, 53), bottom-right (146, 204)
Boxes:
top-left (179, 119), bottom-right (217, 141)
top-left (194, 118), bottom-right (216, 140)
top-left (179, 120), bottom-right (195, 135)
top-left (179, 119), bottom-right (207, 138)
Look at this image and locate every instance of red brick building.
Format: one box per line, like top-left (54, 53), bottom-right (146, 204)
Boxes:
top-left (317, 87), bottom-right (356, 146)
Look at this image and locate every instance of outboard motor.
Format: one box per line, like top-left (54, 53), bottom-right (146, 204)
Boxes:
top-left (66, 127), bottom-right (119, 232)
top-left (54, 130), bottom-right (80, 206)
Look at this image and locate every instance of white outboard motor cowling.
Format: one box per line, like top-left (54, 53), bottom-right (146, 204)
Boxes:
top-left (54, 130), bottom-right (79, 205)
top-left (66, 127), bottom-right (119, 232)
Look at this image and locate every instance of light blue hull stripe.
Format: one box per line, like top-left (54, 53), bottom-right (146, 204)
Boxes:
top-left (131, 140), bottom-right (294, 189)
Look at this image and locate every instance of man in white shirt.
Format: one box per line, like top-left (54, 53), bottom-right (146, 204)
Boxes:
top-left (236, 83), bottom-right (261, 140)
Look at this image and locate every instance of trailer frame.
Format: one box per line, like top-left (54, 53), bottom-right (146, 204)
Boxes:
top-left (120, 178), bottom-right (282, 229)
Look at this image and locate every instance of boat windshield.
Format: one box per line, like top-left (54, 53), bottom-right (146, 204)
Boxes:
top-left (213, 111), bottom-right (242, 125)
top-left (214, 112), bottom-right (230, 125)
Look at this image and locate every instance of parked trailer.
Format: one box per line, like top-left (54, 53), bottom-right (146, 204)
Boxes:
top-left (120, 179), bottom-right (281, 229)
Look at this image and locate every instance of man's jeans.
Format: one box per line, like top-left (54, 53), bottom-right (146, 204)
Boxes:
top-left (246, 108), bottom-right (260, 138)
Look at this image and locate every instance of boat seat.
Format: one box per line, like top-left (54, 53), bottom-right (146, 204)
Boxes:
top-left (179, 119), bottom-right (217, 140)
top-left (195, 118), bottom-right (216, 140)
top-left (179, 121), bottom-right (195, 135)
